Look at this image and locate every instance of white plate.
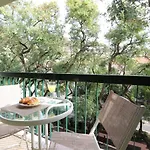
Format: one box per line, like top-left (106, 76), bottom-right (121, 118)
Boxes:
top-left (18, 97), bottom-right (63, 107)
top-left (19, 103), bottom-right (40, 107)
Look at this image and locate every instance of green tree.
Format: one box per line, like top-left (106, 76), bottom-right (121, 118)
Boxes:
top-left (105, 0), bottom-right (149, 74)
top-left (0, 0), bottom-right (65, 72)
top-left (55, 0), bottom-right (102, 73)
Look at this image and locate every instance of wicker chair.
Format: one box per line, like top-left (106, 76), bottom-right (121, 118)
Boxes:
top-left (51, 91), bottom-right (145, 150)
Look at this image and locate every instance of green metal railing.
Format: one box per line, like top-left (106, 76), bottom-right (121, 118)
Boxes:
top-left (0, 72), bottom-right (149, 149)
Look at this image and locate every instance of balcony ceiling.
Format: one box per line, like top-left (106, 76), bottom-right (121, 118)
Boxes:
top-left (0, 0), bottom-right (16, 7)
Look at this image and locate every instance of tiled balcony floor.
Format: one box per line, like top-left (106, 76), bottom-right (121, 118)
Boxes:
top-left (0, 131), bottom-right (87, 150)
top-left (0, 134), bottom-right (105, 150)
top-left (0, 134), bottom-right (31, 150)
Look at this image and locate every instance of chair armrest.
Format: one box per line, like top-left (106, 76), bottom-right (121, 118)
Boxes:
top-left (89, 118), bottom-right (100, 135)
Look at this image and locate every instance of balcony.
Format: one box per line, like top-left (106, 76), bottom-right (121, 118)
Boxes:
top-left (0, 72), bottom-right (149, 150)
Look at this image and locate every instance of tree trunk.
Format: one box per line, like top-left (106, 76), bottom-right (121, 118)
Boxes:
top-left (108, 61), bottom-right (112, 74)
top-left (139, 119), bottom-right (143, 133)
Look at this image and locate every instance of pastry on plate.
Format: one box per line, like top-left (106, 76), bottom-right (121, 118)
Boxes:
top-left (19, 97), bottom-right (30, 104)
top-left (19, 97), bottom-right (40, 105)
top-left (27, 97), bottom-right (40, 105)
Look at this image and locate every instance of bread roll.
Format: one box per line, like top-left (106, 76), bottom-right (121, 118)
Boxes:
top-left (19, 97), bottom-right (40, 105)
top-left (27, 97), bottom-right (40, 105)
top-left (19, 97), bottom-right (30, 104)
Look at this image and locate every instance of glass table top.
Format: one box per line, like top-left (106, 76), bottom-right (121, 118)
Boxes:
top-left (0, 97), bottom-right (73, 126)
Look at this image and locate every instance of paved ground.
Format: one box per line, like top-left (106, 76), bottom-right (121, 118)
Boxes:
top-left (137, 120), bottom-right (150, 134)
top-left (0, 131), bottom-right (79, 150)
top-left (142, 121), bottom-right (150, 134)
top-left (0, 134), bottom-right (31, 150)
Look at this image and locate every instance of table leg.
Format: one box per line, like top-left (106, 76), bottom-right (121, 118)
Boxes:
top-left (38, 125), bottom-right (42, 150)
top-left (45, 124), bottom-right (48, 150)
top-left (31, 126), bottom-right (34, 150)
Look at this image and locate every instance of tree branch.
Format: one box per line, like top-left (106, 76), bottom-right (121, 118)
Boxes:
top-left (33, 20), bottom-right (42, 26)
top-left (28, 51), bottom-right (49, 72)
top-left (19, 41), bottom-right (34, 54)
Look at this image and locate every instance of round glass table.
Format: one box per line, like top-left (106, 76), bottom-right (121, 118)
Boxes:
top-left (0, 97), bottom-right (73, 150)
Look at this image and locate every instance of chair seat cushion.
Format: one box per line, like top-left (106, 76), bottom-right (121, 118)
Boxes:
top-left (0, 123), bottom-right (27, 139)
top-left (51, 132), bottom-right (101, 150)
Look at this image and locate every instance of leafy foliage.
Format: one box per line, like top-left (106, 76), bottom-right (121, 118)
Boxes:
top-left (0, 0), bottom-right (65, 72)
top-left (105, 0), bottom-right (149, 74)
top-left (59, 0), bottom-right (102, 73)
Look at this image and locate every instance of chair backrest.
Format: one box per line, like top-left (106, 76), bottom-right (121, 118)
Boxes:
top-left (0, 84), bottom-right (22, 108)
top-left (99, 91), bottom-right (145, 150)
